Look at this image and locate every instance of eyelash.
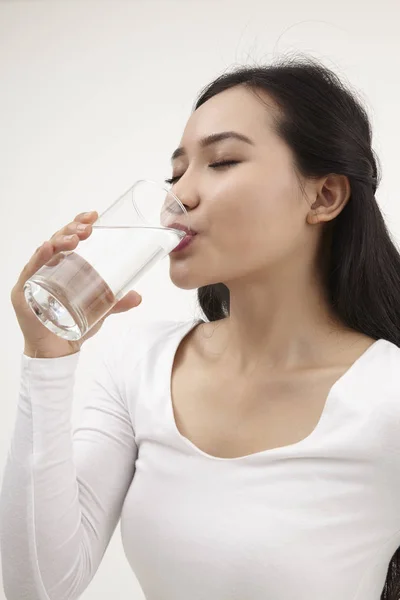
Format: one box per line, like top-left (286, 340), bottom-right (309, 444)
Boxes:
top-left (164, 160), bottom-right (239, 185)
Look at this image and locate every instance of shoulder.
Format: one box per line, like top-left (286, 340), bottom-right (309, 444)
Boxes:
top-left (378, 338), bottom-right (400, 392)
top-left (374, 338), bottom-right (400, 376)
top-left (123, 318), bottom-right (201, 350)
top-left (362, 338), bottom-right (400, 416)
top-left (359, 338), bottom-right (399, 383)
top-left (362, 338), bottom-right (400, 454)
top-left (105, 318), bottom-right (203, 374)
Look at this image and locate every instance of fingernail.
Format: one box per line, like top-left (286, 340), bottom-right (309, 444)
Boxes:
top-left (65, 234), bottom-right (75, 240)
top-left (77, 223), bottom-right (88, 232)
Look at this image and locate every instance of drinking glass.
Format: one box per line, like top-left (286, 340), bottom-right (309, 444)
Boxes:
top-left (23, 179), bottom-right (191, 341)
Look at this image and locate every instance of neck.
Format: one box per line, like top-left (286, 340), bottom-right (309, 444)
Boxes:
top-left (208, 261), bottom-right (351, 375)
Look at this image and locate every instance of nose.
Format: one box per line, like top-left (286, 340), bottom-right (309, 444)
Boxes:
top-left (169, 184), bottom-right (199, 234)
top-left (171, 181), bottom-right (199, 213)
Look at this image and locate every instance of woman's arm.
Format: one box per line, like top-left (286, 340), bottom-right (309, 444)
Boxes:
top-left (0, 343), bottom-right (137, 600)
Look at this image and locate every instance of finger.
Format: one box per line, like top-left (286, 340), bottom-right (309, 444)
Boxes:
top-left (15, 241), bottom-right (54, 291)
top-left (49, 233), bottom-right (80, 254)
top-left (43, 213), bottom-right (97, 249)
top-left (86, 291), bottom-right (142, 334)
top-left (50, 221), bottom-right (93, 243)
top-left (110, 291), bottom-right (142, 314)
top-left (73, 211), bottom-right (98, 224)
top-left (45, 253), bottom-right (65, 268)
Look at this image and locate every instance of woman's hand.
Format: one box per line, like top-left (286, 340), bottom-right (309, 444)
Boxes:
top-left (11, 211), bottom-right (142, 359)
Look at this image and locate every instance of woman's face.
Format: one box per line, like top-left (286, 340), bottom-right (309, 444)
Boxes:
top-left (167, 85), bottom-right (315, 291)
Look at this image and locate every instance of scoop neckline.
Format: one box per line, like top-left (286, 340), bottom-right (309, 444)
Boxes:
top-left (165, 318), bottom-right (385, 462)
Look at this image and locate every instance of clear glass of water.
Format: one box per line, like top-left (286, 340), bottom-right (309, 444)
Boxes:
top-left (23, 179), bottom-right (191, 341)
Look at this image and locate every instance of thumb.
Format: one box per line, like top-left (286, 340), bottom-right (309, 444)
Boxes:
top-left (80, 291), bottom-right (143, 344)
top-left (111, 291), bottom-right (142, 314)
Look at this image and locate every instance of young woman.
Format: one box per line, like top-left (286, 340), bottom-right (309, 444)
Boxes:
top-left (2, 56), bottom-right (400, 600)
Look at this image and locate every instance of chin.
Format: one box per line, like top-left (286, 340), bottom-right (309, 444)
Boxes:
top-left (168, 266), bottom-right (220, 291)
top-left (169, 272), bottom-right (202, 290)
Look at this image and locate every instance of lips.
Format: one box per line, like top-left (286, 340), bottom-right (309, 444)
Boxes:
top-left (171, 233), bottom-right (196, 252)
top-left (169, 222), bottom-right (197, 236)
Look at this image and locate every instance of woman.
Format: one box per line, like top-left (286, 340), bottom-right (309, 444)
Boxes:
top-left (1, 56), bottom-right (400, 600)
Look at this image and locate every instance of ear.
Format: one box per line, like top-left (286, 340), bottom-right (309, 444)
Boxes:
top-left (307, 174), bottom-right (351, 225)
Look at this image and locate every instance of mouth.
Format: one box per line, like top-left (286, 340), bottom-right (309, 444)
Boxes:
top-left (171, 233), bottom-right (197, 253)
top-left (168, 221), bottom-right (198, 253)
top-left (168, 222), bottom-right (197, 236)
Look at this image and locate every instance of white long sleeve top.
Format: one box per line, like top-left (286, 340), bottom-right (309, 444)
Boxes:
top-left (1, 318), bottom-right (400, 600)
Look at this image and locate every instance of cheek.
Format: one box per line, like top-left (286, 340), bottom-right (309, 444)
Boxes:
top-left (206, 174), bottom-right (303, 268)
top-left (208, 180), bottom-right (287, 248)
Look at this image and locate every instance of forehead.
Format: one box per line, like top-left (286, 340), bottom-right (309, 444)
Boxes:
top-left (181, 85), bottom-right (277, 146)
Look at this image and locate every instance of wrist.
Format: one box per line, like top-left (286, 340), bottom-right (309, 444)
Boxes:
top-left (23, 345), bottom-right (80, 359)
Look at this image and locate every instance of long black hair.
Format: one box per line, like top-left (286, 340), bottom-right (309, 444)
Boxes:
top-left (193, 56), bottom-right (400, 598)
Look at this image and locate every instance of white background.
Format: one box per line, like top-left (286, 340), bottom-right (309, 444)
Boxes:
top-left (1, 1), bottom-right (400, 598)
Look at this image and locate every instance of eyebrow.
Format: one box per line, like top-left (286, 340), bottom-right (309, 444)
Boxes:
top-left (170, 130), bottom-right (255, 162)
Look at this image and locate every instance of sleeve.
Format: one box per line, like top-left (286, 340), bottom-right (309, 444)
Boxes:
top-left (0, 334), bottom-right (138, 600)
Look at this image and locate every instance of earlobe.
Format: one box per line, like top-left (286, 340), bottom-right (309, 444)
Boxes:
top-left (307, 210), bottom-right (320, 225)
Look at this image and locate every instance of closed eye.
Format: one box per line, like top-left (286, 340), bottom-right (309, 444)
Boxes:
top-left (165, 160), bottom-right (240, 185)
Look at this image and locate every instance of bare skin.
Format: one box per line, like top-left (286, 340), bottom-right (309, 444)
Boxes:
top-left (12, 211), bottom-right (142, 359)
top-left (170, 319), bottom-right (376, 459)
top-left (166, 85), bottom-right (377, 458)
top-left (12, 85), bottom-right (376, 459)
